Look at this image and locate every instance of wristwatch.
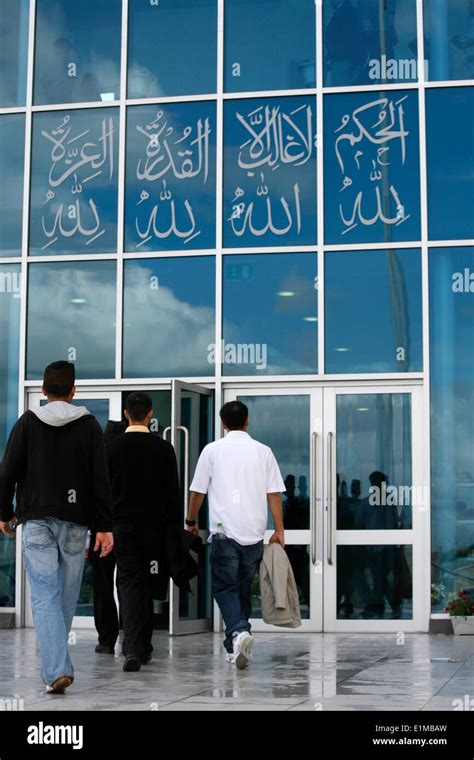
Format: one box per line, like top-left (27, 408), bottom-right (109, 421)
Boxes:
top-left (185, 519), bottom-right (196, 527)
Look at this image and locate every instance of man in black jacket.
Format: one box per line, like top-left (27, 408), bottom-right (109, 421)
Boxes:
top-left (0, 361), bottom-right (113, 694)
top-left (106, 392), bottom-right (181, 672)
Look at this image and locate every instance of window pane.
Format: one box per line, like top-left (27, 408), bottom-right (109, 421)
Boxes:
top-left (324, 0), bottom-right (418, 86)
top-left (0, 115), bottom-right (25, 257)
top-left (128, 0), bottom-right (217, 98)
top-left (224, 0), bottom-right (316, 93)
top-left (0, 263), bottom-right (21, 608)
top-left (426, 87), bottom-right (474, 240)
top-left (123, 257), bottom-right (215, 377)
top-left (224, 96), bottom-right (317, 247)
top-left (223, 253), bottom-right (317, 375)
top-left (424, 0), bottom-right (474, 81)
top-left (324, 90), bottom-right (421, 244)
top-left (29, 109), bottom-right (119, 255)
top-left (27, 261), bottom-right (116, 379)
top-left (337, 546), bottom-right (413, 620)
top-left (125, 103), bottom-right (216, 252)
top-left (0, 0), bottom-right (29, 107)
top-left (325, 249), bottom-right (423, 373)
top-left (430, 247), bottom-right (474, 612)
top-left (34, 0), bottom-right (121, 105)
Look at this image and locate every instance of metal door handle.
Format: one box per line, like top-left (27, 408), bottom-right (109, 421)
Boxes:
top-left (177, 425), bottom-right (190, 521)
top-left (163, 426), bottom-right (171, 441)
top-left (327, 432), bottom-right (334, 566)
top-left (311, 431), bottom-right (318, 565)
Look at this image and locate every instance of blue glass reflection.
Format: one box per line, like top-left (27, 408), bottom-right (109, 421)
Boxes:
top-left (128, 0), bottom-right (217, 98)
top-left (324, 0), bottom-right (418, 86)
top-left (224, 96), bottom-right (317, 247)
top-left (27, 261), bottom-right (116, 379)
top-left (324, 90), bottom-right (421, 244)
top-left (430, 246), bottom-right (474, 611)
top-left (0, 264), bottom-right (21, 457)
top-left (34, 0), bottom-right (122, 105)
top-left (125, 103), bottom-right (216, 252)
top-left (426, 87), bottom-right (474, 240)
top-left (424, 0), bottom-right (474, 81)
top-left (325, 249), bottom-right (423, 373)
top-left (224, 0), bottom-right (316, 93)
top-left (29, 109), bottom-right (119, 255)
top-left (0, 115), bottom-right (25, 256)
top-left (123, 257), bottom-right (215, 377)
top-left (0, 0), bottom-right (29, 107)
top-left (223, 253), bottom-right (317, 375)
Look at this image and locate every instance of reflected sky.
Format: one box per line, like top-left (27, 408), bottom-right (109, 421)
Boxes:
top-left (424, 0), bottom-right (474, 81)
top-left (125, 103), bottom-right (217, 252)
top-left (27, 261), bottom-right (116, 379)
top-left (0, 115), bottom-right (25, 257)
top-left (430, 246), bottom-right (474, 609)
top-left (223, 253), bottom-right (318, 375)
top-left (0, 263), bottom-right (21, 458)
top-left (123, 257), bottom-right (215, 378)
top-left (0, 0), bottom-right (29, 107)
top-left (29, 109), bottom-right (119, 256)
top-left (426, 87), bottom-right (474, 240)
top-left (128, 0), bottom-right (217, 99)
top-left (324, 89), bottom-right (421, 244)
top-left (325, 248), bottom-right (423, 373)
top-left (225, 0), bottom-right (315, 92)
top-left (34, 0), bottom-right (121, 105)
top-left (223, 96), bottom-right (317, 248)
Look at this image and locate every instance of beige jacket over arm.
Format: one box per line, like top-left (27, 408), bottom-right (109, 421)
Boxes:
top-left (260, 544), bottom-right (302, 628)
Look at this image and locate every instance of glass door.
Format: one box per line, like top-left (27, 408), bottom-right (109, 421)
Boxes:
top-left (323, 386), bottom-right (427, 632)
top-left (168, 379), bottom-right (214, 635)
top-left (224, 388), bottom-right (323, 632)
top-left (24, 391), bottom-right (122, 629)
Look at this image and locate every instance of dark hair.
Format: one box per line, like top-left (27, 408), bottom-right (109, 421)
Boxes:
top-left (103, 420), bottom-right (127, 444)
top-left (43, 360), bottom-right (75, 398)
top-left (369, 471), bottom-right (388, 488)
top-left (220, 401), bottom-right (248, 430)
top-left (126, 392), bottom-right (152, 423)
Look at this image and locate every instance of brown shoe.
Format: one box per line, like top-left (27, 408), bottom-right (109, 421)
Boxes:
top-left (46, 676), bottom-right (73, 694)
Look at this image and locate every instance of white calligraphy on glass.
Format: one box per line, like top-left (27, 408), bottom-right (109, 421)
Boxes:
top-left (334, 95), bottom-right (410, 235)
top-left (134, 110), bottom-right (210, 247)
top-left (40, 114), bottom-right (115, 250)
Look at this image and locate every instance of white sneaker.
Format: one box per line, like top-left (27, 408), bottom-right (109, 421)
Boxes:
top-left (225, 652), bottom-right (236, 664)
top-left (232, 631), bottom-right (253, 670)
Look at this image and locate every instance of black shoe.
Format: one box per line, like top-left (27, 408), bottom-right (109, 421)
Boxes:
top-left (123, 655), bottom-right (141, 672)
top-left (141, 652), bottom-right (152, 665)
top-left (95, 644), bottom-right (115, 654)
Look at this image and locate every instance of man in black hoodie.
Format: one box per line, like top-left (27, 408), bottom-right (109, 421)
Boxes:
top-left (0, 361), bottom-right (113, 694)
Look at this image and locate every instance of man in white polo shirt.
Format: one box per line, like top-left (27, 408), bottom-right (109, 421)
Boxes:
top-left (186, 401), bottom-right (285, 669)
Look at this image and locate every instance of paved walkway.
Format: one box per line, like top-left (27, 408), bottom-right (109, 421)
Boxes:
top-left (0, 629), bottom-right (472, 711)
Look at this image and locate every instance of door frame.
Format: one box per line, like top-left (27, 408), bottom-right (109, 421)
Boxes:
top-left (223, 380), bottom-right (429, 633)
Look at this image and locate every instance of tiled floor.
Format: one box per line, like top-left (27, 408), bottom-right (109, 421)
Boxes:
top-left (0, 629), bottom-right (472, 711)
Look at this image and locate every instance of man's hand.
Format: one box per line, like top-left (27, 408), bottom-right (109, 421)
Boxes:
top-left (94, 531), bottom-right (114, 558)
top-left (0, 518), bottom-right (17, 539)
top-left (269, 529), bottom-right (285, 548)
top-left (185, 524), bottom-right (200, 536)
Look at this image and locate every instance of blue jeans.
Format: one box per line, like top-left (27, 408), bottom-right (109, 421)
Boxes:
top-left (22, 518), bottom-right (88, 685)
top-left (211, 535), bottom-right (264, 653)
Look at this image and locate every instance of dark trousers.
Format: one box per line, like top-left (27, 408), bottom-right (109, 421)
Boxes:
top-left (89, 532), bottom-right (119, 648)
top-left (113, 523), bottom-right (158, 659)
top-left (211, 535), bottom-right (263, 653)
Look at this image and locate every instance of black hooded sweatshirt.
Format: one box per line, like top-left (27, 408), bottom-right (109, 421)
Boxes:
top-left (0, 401), bottom-right (113, 531)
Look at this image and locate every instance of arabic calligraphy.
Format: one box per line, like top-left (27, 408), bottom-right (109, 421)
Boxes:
top-left (131, 108), bottom-right (213, 249)
top-left (225, 99), bottom-right (317, 243)
top-left (334, 95), bottom-right (411, 235)
top-left (38, 111), bottom-right (117, 251)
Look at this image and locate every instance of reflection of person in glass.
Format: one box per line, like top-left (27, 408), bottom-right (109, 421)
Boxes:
top-left (325, 0), bottom-right (368, 85)
top-left (355, 471), bottom-right (411, 619)
top-left (452, 0), bottom-right (474, 77)
top-left (40, 37), bottom-right (78, 104)
top-left (284, 474), bottom-right (310, 610)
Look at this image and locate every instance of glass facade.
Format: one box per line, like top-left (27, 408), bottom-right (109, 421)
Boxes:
top-left (0, 1), bottom-right (473, 625)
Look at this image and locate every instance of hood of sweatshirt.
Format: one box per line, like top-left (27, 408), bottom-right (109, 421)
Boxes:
top-left (31, 401), bottom-right (91, 428)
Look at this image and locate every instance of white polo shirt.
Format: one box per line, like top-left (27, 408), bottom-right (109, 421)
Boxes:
top-left (190, 430), bottom-right (285, 546)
